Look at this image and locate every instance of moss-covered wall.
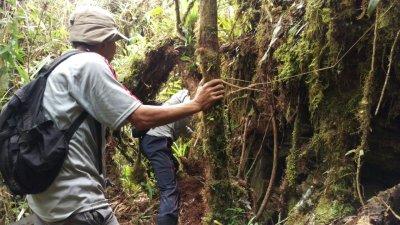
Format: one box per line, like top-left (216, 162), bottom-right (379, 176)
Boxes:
top-left (219, 0), bottom-right (400, 224)
top-left (123, 0), bottom-right (400, 224)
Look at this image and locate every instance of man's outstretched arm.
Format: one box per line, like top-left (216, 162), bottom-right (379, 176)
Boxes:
top-left (128, 79), bottom-right (224, 130)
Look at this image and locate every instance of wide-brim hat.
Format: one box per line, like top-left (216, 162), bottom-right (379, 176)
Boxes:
top-left (69, 6), bottom-right (129, 45)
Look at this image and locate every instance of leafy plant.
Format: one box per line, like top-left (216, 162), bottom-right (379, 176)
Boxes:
top-left (119, 165), bottom-right (139, 193)
top-left (225, 207), bottom-right (247, 225)
top-left (181, 2), bottom-right (198, 53)
top-left (141, 3), bottom-right (175, 44)
top-left (0, 0), bottom-right (27, 91)
top-left (140, 181), bottom-right (155, 200)
top-left (172, 138), bottom-right (191, 158)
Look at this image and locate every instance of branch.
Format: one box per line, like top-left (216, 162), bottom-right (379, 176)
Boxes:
top-left (174, 0), bottom-right (184, 37)
top-left (375, 29), bottom-right (400, 115)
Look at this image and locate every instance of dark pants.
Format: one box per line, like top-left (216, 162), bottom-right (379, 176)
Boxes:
top-left (141, 135), bottom-right (179, 219)
top-left (34, 206), bottom-right (119, 225)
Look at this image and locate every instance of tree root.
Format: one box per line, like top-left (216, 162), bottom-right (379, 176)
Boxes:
top-left (255, 107), bottom-right (278, 219)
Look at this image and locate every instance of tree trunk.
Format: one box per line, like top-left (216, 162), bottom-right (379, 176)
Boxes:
top-left (197, 0), bottom-right (232, 223)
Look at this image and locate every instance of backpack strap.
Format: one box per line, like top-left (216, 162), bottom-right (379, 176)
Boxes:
top-left (42, 50), bottom-right (84, 78)
top-left (94, 120), bottom-right (103, 174)
top-left (63, 111), bottom-right (103, 174)
top-left (64, 111), bottom-right (88, 141)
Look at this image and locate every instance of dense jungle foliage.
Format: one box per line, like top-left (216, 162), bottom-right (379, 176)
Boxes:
top-left (1, 0), bottom-right (400, 224)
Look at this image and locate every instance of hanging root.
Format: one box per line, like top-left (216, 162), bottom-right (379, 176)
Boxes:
top-left (221, 79), bottom-right (264, 93)
top-left (237, 117), bottom-right (250, 178)
top-left (374, 29), bottom-right (400, 115)
top-left (255, 107), bottom-right (278, 219)
top-left (357, 7), bottom-right (380, 207)
top-left (245, 116), bottom-right (272, 181)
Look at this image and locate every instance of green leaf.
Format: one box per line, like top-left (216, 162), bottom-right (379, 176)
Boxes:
top-left (0, 44), bottom-right (11, 55)
top-left (367, 0), bottom-right (381, 17)
top-left (15, 64), bottom-right (29, 84)
top-left (31, 55), bottom-right (53, 79)
top-left (259, 16), bottom-right (282, 65)
top-left (248, 107), bottom-right (254, 116)
top-left (148, 7), bottom-right (163, 16)
top-left (141, 182), bottom-right (154, 200)
top-left (12, 48), bottom-right (24, 64)
top-left (1, 51), bottom-right (14, 65)
top-left (288, 22), bottom-right (300, 36)
top-left (180, 55), bottom-right (191, 61)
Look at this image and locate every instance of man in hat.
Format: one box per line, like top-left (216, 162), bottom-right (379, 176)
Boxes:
top-left (27, 6), bottom-right (224, 225)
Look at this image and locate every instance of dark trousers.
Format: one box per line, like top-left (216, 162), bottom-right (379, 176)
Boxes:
top-left (34, 206), bottom-right (119, 225)
top-left (141, 135), bottom-right (179, 219)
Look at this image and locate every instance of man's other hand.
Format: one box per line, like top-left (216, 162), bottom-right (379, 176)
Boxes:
top-left (193, 79), bottom-right (225, 111)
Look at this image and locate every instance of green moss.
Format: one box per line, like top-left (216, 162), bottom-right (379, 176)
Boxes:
top-left (273, 37), bottom-right (313, 83)
top-left (306, 71), bottom-right (325, 117)
top-left (286, 115), bottom-right (300, 188)
top-left (273, 1), bottom-right (331, 118)
top-left (197, 48), bottom-right (220, 78)
top-left (218, 182), bottom-right (252, 225)
top-left (231, 0), bottom-right (400, 223)
top-left (321, 8), bottom-right (332, 24)
top-left (287, 195), bottom-right (299, 213)
top-left (315, 198), bottom-right (353, 224)
top-left (203, 179), bottom-right (233, 224)
top-left (201, 100), bottom-right (231, 223)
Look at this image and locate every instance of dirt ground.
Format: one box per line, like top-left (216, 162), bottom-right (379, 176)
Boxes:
top-left (178, 159), bottom-right (206, 225)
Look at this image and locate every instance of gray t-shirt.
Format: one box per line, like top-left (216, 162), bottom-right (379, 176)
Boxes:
top-left (26, 51), bottom-right (141, 222)
top-left (146, 90), bottom-right (192, 140)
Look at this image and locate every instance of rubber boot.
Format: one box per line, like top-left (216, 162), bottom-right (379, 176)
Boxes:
top-left (156, 215), bottom-right (178, 225)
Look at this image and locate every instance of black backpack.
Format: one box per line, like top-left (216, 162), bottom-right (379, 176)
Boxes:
top-left (0, 50), bottom-right (90, 195)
